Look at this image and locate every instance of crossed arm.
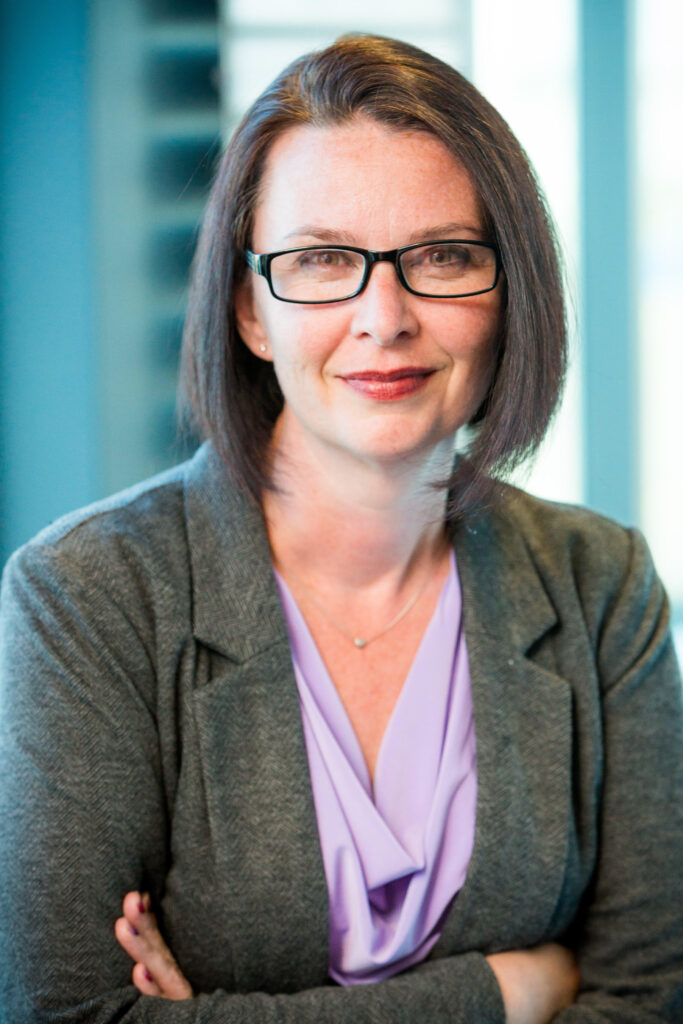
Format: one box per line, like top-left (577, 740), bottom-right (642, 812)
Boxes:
top-left (114, 890), bottom-right (579, 1023)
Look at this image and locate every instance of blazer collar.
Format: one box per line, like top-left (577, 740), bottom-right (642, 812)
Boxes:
top-left (183, 441), bottom-right (558, 661)
top-left (183, 442), bottom-right (289, 663)
top-left (450, 499), bottom-right (557, 655)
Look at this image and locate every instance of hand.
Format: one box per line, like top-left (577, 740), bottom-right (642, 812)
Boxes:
top-left (486, 943), bottom-right (579, 1024)
top-left (114, 891), bottom-right (194, 1000)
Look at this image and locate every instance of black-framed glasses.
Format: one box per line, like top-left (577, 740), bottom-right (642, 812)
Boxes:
top-left (244, 240), bottom-right (502, 304)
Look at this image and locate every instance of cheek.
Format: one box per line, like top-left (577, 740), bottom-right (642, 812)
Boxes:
top-left (263, 307), bottom-right (344, 372)
top-left (441, 302), bottom-right (500, 366)
top-left (439, 307), bottom-right (501, 419)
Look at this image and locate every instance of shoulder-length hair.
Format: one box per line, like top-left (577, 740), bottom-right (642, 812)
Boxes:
top-left (180, 33), bottom-right (567, 519)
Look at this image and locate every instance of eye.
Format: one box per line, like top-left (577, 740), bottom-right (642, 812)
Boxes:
top-left (425, 244), bottom-right (470, 266)
top-left (402, 242), bottom-right (473, 273)
top-left (296, 249), bottom-right (352, 268)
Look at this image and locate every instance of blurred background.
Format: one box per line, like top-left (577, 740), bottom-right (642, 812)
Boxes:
top-left (1, 0), bottom-right (681, 658)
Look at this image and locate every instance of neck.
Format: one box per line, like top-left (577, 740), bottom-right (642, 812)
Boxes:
top-left (263, 416), bottom-right (454, 594)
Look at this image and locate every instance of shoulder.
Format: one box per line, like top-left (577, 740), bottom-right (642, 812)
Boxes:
top-left (0, 444), bottom-right (246, 657)
top-left (22, 460), bottom-right (187, 560)
top-left (493, 482), bottom-right (640, 579)
top-left (2, 461), bottom-right (190, 612)
top-left (485, 484), bottom-right (672, 686)
top-left (3, 441), bottom-right (247, 589)
top-left (456, 481), bottom-right (647, 602)
top-left (0, 449), bottom-right (241, 722)
top-left (0, 463), bottom-right (199, 702)
top-left (1, 442), bottom-right (267, 665)
top-left (500, 481), bottom-right (659, 605)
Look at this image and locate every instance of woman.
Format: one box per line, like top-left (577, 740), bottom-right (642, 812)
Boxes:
top-left (0, 34), bottom-right (681, 1024)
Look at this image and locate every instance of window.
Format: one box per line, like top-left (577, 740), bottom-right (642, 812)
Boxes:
top-left (636, 0), bottom-right (683, 653)
top-left (219, 0), bottom-right (471, 133)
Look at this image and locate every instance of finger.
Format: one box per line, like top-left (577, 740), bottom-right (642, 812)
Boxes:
top-left (121, 892), bottom-right (169, 960)
top-left (122, 890), bottom-right (157, 934)
top-left (115, 916), bottom-right (191, 999)
top-left (116, 894), bottom-right (193, 999)
top-left (114, 913), bottom-right (144, 963)
top-left (132, 961), bottom-right (163, 997)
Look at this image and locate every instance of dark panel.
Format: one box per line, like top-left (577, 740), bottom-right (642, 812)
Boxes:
top-left (146, 136), bottom-right (220, 200)
top-left (144, 49), bottom-right (220, 111)
top-left (144, 0), bottom-right (218, 21)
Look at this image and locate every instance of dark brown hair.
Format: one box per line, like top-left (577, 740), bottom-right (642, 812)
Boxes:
top-left (180, 33), bottom-right (567, 518)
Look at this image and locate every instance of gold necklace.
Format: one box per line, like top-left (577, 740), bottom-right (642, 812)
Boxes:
top-left (284, 562), bottom-right (439, 649)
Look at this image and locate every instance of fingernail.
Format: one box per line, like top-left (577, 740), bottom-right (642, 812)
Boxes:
top-left (144, 968), bottom-right (153, 982)
top-left (129, 924), bottom-right (138, 936)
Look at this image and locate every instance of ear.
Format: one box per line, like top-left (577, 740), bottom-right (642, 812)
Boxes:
top-left (234, 280), bottom-right (272, 361)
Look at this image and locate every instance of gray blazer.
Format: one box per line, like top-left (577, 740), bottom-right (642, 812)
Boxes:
top-left (1, 442), bottom-right (681, 1023)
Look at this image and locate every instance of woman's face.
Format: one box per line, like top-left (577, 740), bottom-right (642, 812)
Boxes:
top-left (236, 117), bottom-right (502, 471)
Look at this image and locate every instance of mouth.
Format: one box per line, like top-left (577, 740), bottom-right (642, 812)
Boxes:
top-left (340, 367), bottom-right (436, 401)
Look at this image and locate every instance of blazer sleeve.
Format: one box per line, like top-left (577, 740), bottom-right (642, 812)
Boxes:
top-left (555, 528), bottom-right (683, 1023)
top-left (0, 539), bottom-right (505, 1024)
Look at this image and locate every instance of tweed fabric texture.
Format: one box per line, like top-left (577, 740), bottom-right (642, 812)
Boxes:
top-left (0, 441), bottom-right (681, 1022)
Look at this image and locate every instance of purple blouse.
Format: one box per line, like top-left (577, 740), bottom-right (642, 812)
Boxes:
top-left (274, 551), bottom-right (477, 986)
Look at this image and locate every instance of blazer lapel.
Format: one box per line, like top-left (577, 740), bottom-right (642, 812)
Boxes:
top-left (183, 445), bottom-right (330, 991)
top-left (434, 502), bottom-right (574, 953)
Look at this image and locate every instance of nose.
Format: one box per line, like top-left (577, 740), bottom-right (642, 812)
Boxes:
top-left (349, 261), bottom-right (419, 347)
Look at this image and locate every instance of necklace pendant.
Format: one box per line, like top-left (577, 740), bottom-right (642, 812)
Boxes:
top-left (353, 637), bottom-right (367, 649)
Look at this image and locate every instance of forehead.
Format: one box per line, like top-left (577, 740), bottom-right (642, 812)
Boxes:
top-left (253, 116), bottom-right (484, 248)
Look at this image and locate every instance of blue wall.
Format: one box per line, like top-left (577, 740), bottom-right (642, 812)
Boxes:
top-left (580, 0), bottom-right (637, 525)
top-left (0, 0), bottom-right (99, 563)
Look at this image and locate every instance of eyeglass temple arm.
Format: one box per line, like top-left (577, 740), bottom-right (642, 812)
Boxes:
top-left (244, 250), bottom-right (263, 274)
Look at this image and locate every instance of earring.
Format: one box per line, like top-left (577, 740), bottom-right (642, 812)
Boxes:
top-left (259, 344), bottom-right (267, 353)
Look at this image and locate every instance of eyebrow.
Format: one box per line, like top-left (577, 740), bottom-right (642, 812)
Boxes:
top-left (282, 222), bottom-right (485, 246)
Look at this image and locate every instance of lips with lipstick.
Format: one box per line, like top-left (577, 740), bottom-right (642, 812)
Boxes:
top-left (339, 367), bottom-right (436, 401)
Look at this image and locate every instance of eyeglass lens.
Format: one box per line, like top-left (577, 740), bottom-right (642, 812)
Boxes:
top-left (268, 242), bottom-right (496, 301)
